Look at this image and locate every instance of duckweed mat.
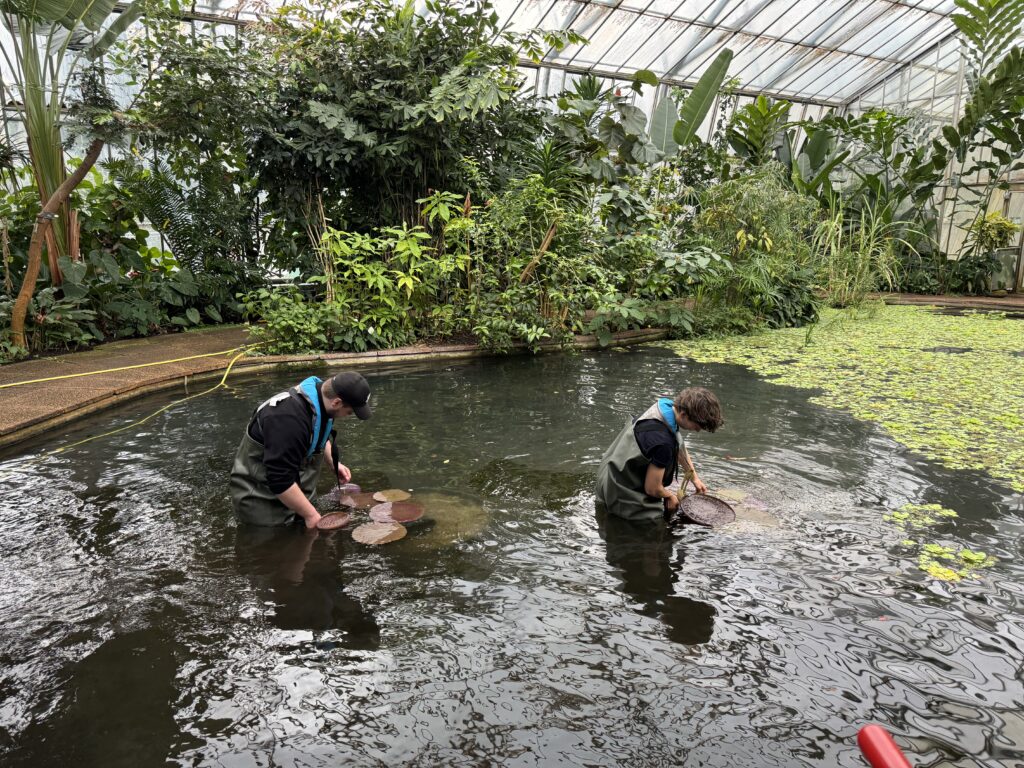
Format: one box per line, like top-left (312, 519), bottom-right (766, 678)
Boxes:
top-left (663, 305), bottom-right (1024, 493)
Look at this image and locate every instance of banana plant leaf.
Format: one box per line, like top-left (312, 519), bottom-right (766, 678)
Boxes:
top-left (673, 49), bottom-right (733, 148)
top-left (649, 95), bottom-right (679, 157)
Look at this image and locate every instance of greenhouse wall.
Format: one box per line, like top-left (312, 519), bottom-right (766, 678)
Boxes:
top-left (847, 32), bottom-right (1024, 278)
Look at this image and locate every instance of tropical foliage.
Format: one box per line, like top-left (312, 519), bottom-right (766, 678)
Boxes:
top-left (1, 0), bottom-right (1020, 362)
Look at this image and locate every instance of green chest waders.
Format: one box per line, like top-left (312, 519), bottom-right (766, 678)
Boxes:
top-left (230, 431), bottom-right (324, 526)
top-left (594, 401), bottom-right (683, 522)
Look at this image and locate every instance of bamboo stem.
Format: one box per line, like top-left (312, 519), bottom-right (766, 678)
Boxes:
top-left (518, 221), bottom-right (557, 284)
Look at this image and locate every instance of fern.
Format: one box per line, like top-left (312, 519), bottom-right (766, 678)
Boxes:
top-left (108, 159), bottom-right (259, 274)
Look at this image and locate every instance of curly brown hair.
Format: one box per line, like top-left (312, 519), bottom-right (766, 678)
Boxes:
top-left (674, 387), bottom-right (723, 432)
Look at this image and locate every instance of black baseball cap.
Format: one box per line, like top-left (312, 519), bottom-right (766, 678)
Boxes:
top-left (330, 371), bottom-right (372, 420)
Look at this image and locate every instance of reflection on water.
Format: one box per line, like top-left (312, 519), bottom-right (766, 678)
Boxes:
top-left (0, 348), bottom-right (1022, 767)
top-left (233, 526), bottom-right (380, 643)
top-left (597, 509), bottom-right (716, 645)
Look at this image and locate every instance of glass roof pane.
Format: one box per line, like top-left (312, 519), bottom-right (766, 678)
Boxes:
top-left (779, 56), bottom-right (886, 101)
top-left (555, 8), bottom-right (666, 70)
top-left (493, 0), bottom-right (561, 34)
top-left (934, 73), bottom-right (961, 99)
top-left (617, 24), bottom-right (709, 77)
top-left (510, 0), bottom-right (967, 103)
top-left (836, 17), bottom-right (933, 57)
top-left (664, 31), bottom-right (734, 78)
top-left (762, 1), bottom-right (874, 49)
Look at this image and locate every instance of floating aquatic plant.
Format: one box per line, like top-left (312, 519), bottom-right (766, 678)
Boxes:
top-left (369, 501), bottom-right (424, 523)
top-left (344, 492), bottom-right (379, 508)
top-left (664, 306), bottom-right (1024, 492)
top-left (352, 522), bottom-right (407, 545)
top-left (882, 502), bottom-right (994, 582)
top-left (916, 543), bottom-right (996, 582)
top-left (317, 512), bottom-right (351, 530)
top-left (373, 489), bottom-right (412, 503)
top-left (884, 503), bottom-right (958, 529)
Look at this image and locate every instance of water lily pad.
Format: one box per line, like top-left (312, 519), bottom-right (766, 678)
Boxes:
top-left (316, 512), bottom-right (351, 531)
top-left (352, 522), bottom-right (407, 545)
top-left (325, 484), bottom-right (362, 505)
top-left (373, 489), bottom-right (411, 503)
top-left (400, 489), bottom-right (489, 549)
top-left (370, 501), bottom-right (424, 523)
top-left (345, 492), bottom-right (379, 508)
top-left (713, 488), bottom-right (749, 502)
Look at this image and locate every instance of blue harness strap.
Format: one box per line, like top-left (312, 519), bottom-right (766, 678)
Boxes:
top-left (657, 397), bottom-right (678, 432)
top-left (296, 376), bottom-right (334, 457)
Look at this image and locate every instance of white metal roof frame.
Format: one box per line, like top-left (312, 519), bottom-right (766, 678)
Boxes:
top-left (490, 0), bottom-right (963, 106)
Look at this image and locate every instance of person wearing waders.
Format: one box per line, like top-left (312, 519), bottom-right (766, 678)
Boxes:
top-left (595, 387), bottom-right (723, 521)
top-left (231, 371), bottom-right (372, 528)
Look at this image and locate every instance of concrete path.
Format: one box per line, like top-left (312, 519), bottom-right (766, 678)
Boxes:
top-left (0, 325), bottom-right (667, 450)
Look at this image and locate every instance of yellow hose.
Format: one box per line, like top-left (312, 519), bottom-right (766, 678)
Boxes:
top-left (0, 345), bottom-right (257, 389)
top-left (0, 348), bottom-right (252, 471)
top-left (44, 349), bottom-right (251, 457)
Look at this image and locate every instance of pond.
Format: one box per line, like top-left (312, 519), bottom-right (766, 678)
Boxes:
top-left (1, 346), bottom-right (1022, 767)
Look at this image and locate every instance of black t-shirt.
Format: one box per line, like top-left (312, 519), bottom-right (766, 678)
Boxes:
top-left (633, 418), bottom-right (677, 468)
top-left (248, 387), bottom-right (330, 495)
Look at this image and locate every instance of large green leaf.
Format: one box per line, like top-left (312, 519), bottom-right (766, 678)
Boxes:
top-left (727, 94), bottom-right (791, 165)
top-left (649, 96), bottom-right (679, 156)
top-left (86, 0), bottom-right (144, 59)
top-left (631, 69), bottom-right (658, 87)
top-left (2, 0), bottom-right (120, 33)
top-left (616, 103), bottom-right (647, 136)
top-left (672, 48), bottom-right (733, 147)
top-left (801, 127), bottom-right (834, 168)
top-left (597, 115), bottom-right (626, 147)
top-left (630, 139), bottom-right (662, 165)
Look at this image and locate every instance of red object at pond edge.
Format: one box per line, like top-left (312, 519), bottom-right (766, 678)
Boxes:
top-left (857, 725), bottom-right (913, 768)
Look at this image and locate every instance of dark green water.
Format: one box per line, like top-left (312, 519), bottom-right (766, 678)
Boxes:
top-left (1, 347), bottom-right (1022, 767)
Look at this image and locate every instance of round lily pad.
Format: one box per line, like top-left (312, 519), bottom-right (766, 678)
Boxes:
top-left (373, 489), bottom-right (411, 503)
top-left (325, 483), bottom-right (361, 504)
top-left (713, 488), bottom-right (749, 502)
top-left (352, 522), bottom-right (407, 545)
top-left (369, 501), bottom-right (424, 524)
top-left (677, 494), bottom-right (736, 527)
top-left (398, 489), bottom-right (488, 549)
top-left (345, 492), bottom-right (379, 508)
top-left (317, 512), bottom-right (351, 531)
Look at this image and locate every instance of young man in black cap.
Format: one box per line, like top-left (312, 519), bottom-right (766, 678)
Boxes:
top-left (230, 371), bottom-right (372, 528)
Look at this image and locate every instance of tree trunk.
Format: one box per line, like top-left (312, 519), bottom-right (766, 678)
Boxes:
top-left (9, 138), bottom-right (104, 350)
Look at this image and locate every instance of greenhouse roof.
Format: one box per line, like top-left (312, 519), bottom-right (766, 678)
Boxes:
top-left (493, 0), bottom-right (962, 106)
top-left (187, 0), bottom-right (964, 108)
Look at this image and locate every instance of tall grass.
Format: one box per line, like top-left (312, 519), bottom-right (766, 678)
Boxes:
top-left (814, 197), bottom-right (914, 308)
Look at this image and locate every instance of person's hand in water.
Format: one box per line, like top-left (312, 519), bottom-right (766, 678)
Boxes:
top-left (664, 493), bottom-right (680, 513)
top-left (691, 474), bottom-right (708, 494)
